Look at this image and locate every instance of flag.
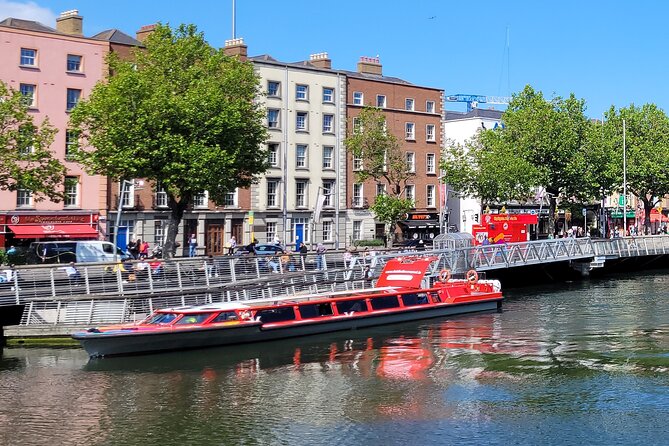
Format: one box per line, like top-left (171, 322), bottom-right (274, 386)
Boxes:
top-left (314, 193), bottom-right (326, 224)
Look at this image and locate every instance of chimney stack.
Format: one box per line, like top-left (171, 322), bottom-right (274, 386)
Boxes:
top-left (56, 10), bottom-right (83, 36)
top-left (224, 38), bottom-right (248, 60)
top-left (309, 52), bottom-right (331, 69)
top-left (357, 56), bottom-right (382, 75)
top-left (136, 24), bottom-right (157, 43)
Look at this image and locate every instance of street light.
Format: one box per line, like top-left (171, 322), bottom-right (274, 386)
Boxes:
top-left (113, 179), bottom-right (142, 262)
top-left (623, 119), bottom-right (627, 235)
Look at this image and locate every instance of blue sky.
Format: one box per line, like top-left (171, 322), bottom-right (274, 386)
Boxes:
top-left (1, 0), bottom-right (666, 118)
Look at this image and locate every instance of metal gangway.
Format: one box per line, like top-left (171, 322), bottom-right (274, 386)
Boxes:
top-left (4, 235), bottom-right (669, 331)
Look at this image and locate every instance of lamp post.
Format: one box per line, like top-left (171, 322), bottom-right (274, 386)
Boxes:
top-left (623, 119), bottom-right (627, 235)
top-left (113, 179), bottom-right (134, 263)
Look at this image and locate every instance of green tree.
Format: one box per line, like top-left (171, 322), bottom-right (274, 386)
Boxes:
top-left (344, 107), bottom-right (414, 242)
top-left (70, 24), bottom-right (268, 257)
top-left (0, 81), bottom-right (66, 201)
top-left (442, 85), bottom-right (601, 235)
top-left (600, 104), bottom-right (669, 232)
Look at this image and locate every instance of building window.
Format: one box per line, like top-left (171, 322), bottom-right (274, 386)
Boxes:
top-left (16, 189), bottom-right (33, 207)
top-left (353, 153), bottom-right (363, 171)
top-left (426, 185), bottom-right (436, 208)
top-left (405, 122), bottom-right (415, 140)
top-left (426, 153), bottom-right (436, 174)
top-left (353, 91), bottom-right (363, 105)
top-left (406, 152), bottom-right (415, 172)
top-left (20, 48), bottom-right (36, 66)
top-left (65, 130), bottom-right (79, 160)
top-left (18, 125), bottom-right (34, 155)
top-left (426, 124), bottom-right (436, 142)
top-left (67, 54), bottom-right (82, 72)
top-left (20, 84), bottom-right (36, 107)
top-left (296, 144), bottom-right (307, 168)
top-left (296, 84), bottom-right (308, 100)
top-left (224, 189), bottom-right (238, 207)
top-left (120, 181), bottom-right (135, 208)
top-left (322, 114), bottom-right (334, 133)
top-left (353, 183), bottom-right (363, 207)
top-left (296, 180), bottom-right (307, 207)
top-left (66, 88), bottom-right (81, 112)
top-left (267, 180), bottom-right (279, 207)
top-left (322, 221), bottom-right (332, 241)
top-left (405, 98), bottom-right (414, 111)
top-left (64, 176), bottom-right (79, 207)
top-left (352, 117), bottom-right (361, 134)
top-left (155, 184), bottom-right (168, 208)
top-left (405, 185), bottom-right (415, 202)
top-left (155, 220), bottom-right (166, 245)
top-left (376, 183), bottom-right (386, 197)
top-left (323, 180), bottom-right (335, 207)
top-left (426, 101), bottom-right (435, 113)
top-left (322, 146), bottom-right (333, 169)
top-left (376, 95), bottom-right (386, 108)
top-left (352, 221), bottom-right (362, 240)
top-left (194, 191), bottom-right (209, 208)
top-left (323, 87), bottom-right (334, 103)
top-left (268, 143), bottom-right (279, 167)
top-left (267, 81), bottom-right (280, 97)
top-left (266, 222), bottom-right (277, 243)
top-left (267, 109), bottom-right (280, 129)
top-left (296, 112), bottom-right (308, 131)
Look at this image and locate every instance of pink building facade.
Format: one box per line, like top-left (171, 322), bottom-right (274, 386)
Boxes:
top-left (0, 13), bottom-right (112, 250)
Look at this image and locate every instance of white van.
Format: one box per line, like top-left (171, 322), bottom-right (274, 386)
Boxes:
top-left (27, 241), bottom-right (130, 264)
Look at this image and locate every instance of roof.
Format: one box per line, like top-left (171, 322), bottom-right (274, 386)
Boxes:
top-left (340, 69), bottom-right (415, 87)
top-left (444, 108), bottom-right (504, 121)
top-left (0, 17), bottom-right (57, 33)
top-left (92, 29), bottom-right (143, 46)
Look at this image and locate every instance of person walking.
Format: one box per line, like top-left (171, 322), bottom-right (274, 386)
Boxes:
top-left (315, 243), bottom-right (326, 270)
top-left (227, 236), bottom-right (237, 255)
top-left (189, 233), bottom-right (197, 257)
top-left (298, 242), bottom-right (308, 270)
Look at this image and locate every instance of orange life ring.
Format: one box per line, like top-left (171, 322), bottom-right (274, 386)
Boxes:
top-left (466, 269), bottom-right (479, 284)
top-left (438, 269), bottom-right (451, 282)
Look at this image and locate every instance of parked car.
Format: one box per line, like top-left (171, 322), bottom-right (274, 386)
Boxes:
top-left (254, 244), bottom-right (285, 255)
top-left (26, 241), bottom-right (131, 264)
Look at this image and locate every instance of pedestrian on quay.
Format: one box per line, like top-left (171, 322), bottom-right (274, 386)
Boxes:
top-left (139, 240), bottom-right (150, 259)
top-left (227, 236), bottom-right (237, 256)
top-left (315, 243), bottom-right (326, 270)
top-left (189, 233), bottom-right (198, 257)
top-left (62, 262), bottom-right (81, 286)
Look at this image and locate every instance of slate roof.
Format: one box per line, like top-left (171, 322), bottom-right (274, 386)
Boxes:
top-left (444, 108), bottom-right (504, 121)
top-left (92, 29), bottom-right (143, 46)
top-left (0, 17), bottom-right (57, 33)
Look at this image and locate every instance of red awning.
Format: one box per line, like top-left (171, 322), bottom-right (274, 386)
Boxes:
top-left (650, 209), bottom-right (668, 223)
top-left (8, 224), bottom-right (98, 239)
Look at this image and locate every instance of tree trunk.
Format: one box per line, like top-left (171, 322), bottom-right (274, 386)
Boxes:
top-left (642, 196), bottom-right (653, 235)
top-left (163, 195), bottom-right (188, 259)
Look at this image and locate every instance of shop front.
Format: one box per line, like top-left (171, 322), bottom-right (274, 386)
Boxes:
top-left (0, 212), bottom-right (100, 250)
top-left (397, 213), bottom-right (440, 245)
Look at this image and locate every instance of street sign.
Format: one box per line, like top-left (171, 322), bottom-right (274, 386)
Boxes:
top-left (582, 208), bottom-right (587, 216)
top-left (619, 195), bottom-right (625, 206)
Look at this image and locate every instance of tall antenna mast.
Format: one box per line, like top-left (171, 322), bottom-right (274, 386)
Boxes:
top-left (232, 0), bottom-right (236, 39)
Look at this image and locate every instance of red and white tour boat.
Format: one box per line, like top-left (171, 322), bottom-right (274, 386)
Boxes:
top-left (72, 256), bottom-right (503, 357)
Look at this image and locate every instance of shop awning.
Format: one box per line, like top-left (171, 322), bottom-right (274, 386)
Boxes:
top-left (8, 224), bottom-right (98, 239)
top-left (398, 220), bottom-right (440, 229)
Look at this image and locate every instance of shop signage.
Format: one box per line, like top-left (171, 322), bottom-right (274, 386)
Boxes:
top-left (406, 213), bottom-right (439, 221)
top-left (7, 214), bottom-right (93, 224)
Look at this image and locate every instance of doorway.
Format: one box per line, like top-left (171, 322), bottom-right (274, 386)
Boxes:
top-left (206, 223), bottom-right (225, 256)
top-left (231, 219), bottom-right (243, 245)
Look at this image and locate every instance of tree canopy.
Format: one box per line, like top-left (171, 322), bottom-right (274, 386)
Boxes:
top-left (600, 104), bottom-right (669, 231)
top-left (0, 81), bottom-right (65, 201)
top-left (70, 24), bottom-right (268, 256)
top-left (344, 107), bottom-right (414, 242)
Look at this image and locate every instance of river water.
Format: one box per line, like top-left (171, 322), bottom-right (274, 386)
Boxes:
top-left (1, 271), bottom-right (669, 446)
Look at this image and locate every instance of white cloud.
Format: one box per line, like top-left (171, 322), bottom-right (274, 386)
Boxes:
top-left (0, 1), bottom-right (57, 25)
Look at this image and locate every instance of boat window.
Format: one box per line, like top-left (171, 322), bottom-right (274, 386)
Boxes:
top-left (144, 313), bottom-right (178, 324)
top-left (256, 307), bottom-right (296, 323)
top-left (401, 293), bottom-right (429, 307)
top-left (298, 303), bottom-right (333, 318)
top-left (336, 299), bottom-right (368, 314)
top-left (175, 313), bottom-right (210, 325)
top-left (370, 295), bottom-right (400, 310)
top-left (212, 311), bottom-right (239, 322)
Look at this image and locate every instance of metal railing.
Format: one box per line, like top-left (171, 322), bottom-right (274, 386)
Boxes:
top-left (6, 235), bottom-right (669, 328)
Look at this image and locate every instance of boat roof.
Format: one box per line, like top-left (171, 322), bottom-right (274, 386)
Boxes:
top-left (159, 302), bottom-right (250, 313)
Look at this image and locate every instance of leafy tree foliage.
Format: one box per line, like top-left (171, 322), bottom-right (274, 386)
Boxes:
top-left (442, 85), bottom-right (601, 234)
top-left (70, 24), bottom-right (268, 257)
top-left (600, 104), bottom-right (669, 231)
top-left (344, 107), bottom-right (414, 242)
top-left (0, 81), bottom-right (65, 201)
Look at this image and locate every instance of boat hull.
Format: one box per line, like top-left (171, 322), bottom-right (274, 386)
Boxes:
top-left (73, 298), bottom-right (501, 357)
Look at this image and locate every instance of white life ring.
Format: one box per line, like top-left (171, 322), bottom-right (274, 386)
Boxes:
top-left (438, 269), bottom-right (451, 283)
top-left (239, 310), bottom-right (252, 321)
top-left (466, 269), bottom-right (479, 284)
